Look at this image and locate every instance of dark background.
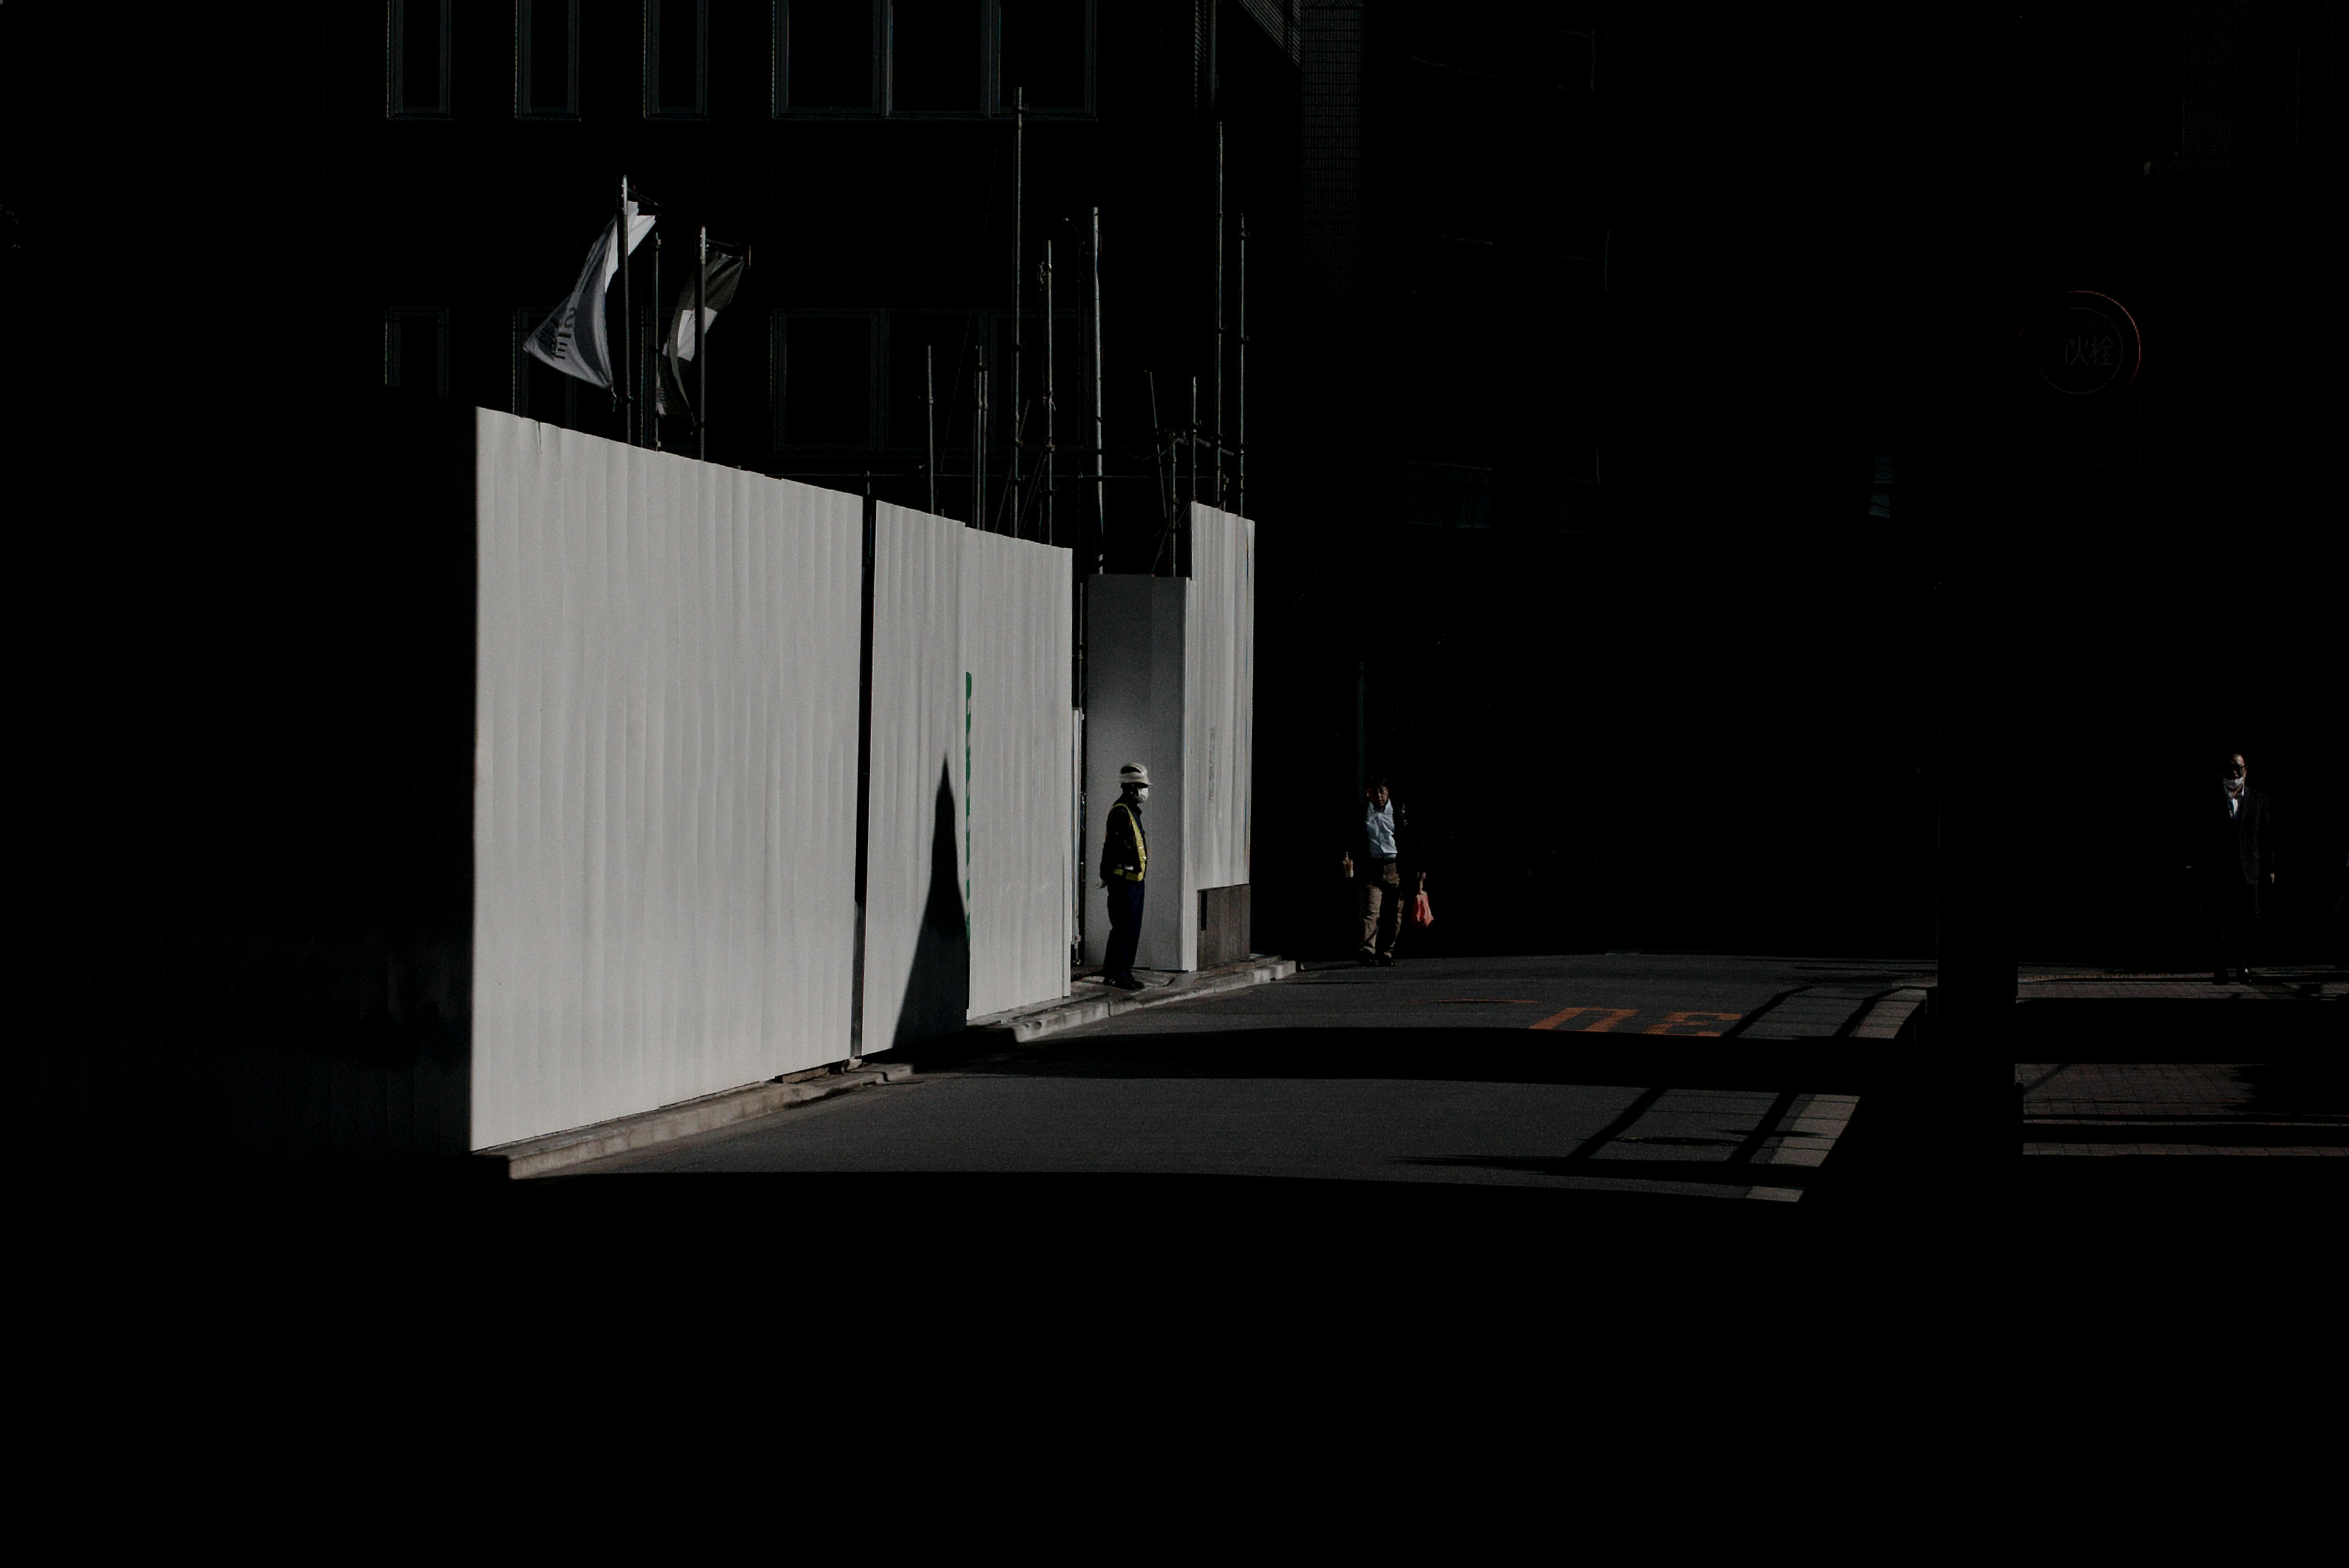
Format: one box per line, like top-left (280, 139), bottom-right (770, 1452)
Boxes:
top-left (7, 2), bottom-right (2341, 1153)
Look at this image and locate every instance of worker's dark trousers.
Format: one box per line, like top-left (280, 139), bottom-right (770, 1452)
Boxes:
top-left (2210, 880), bottom-right (2263, 976)
top-left (1105, 877), bottom-right (1145, 979)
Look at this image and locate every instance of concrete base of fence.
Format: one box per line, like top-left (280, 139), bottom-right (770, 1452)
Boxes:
top-left (474, 954), bottom-right (1300, 1177)
top-left (474, 1061), bottom-right (916, 1180)
top-left (974, 955), bottom-right (1300, 1044)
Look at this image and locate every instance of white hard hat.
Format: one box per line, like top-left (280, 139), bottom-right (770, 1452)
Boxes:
top-left (1119, 763), bottom-right (1151, 789)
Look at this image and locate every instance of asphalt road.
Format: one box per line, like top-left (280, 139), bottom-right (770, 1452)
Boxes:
top-left (547, 954), bottom-right (1928, 1215)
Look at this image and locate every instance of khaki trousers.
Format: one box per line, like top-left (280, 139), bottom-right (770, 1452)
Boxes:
top-left (1358, 860), bottom-right (1405, 957)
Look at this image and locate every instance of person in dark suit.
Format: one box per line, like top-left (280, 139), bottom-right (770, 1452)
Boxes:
top-left (2204, 751), bottom-right (2277, 983)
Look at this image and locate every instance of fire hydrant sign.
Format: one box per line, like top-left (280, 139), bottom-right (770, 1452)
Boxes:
top-left (2036, 289), bottom-right (2142, 397)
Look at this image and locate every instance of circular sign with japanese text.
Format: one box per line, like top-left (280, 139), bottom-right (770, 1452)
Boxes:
top-left (2036, 290), bottom-right (2142, 396)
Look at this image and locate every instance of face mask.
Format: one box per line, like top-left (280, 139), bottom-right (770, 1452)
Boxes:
top-left (1134, 787), bottom-right (1149, 802)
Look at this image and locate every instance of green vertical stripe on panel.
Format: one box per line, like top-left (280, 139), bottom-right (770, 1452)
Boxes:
top-left (965, 671), bottom-right (973, 941)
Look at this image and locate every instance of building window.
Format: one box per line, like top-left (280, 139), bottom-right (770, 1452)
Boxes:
top-left (774, 2), bottom-right (1093, 118)
top-left (647, 0), bottom-right (710, 118)
top-left (1550, 225), bottom-right (1609, 292)
top-left (774, 310), bottom-right (879, 450)
top-left (997, 0), bottom-right (1093, 115)
top-left (1557, 28), bottom-right (1598, 92)
top-left (388, 0), bottom-right (453, 119)
top-left (517, 0), bottom-right (581, 118)
top-left (1553, 461), bottom-right (1603, 533)
top-left (385, 307), bottom-right (451, 397)
top-left (776, 0), bottom-right (881, 113)
top-left (890, 0), bottom-right (986, 115)
top-left (1399, 51), bottom-right (1503, 245)
top-left (1404, 232), bottom-right (1499, 305)
top-left (1403, 461), bottom-right (1494, 530)
top-left (512, 307), bottom-right (584, 426)
top-left (983, 307), bottom-right (1085, 453)
top-left (886, 310), bottom-right (989, 451)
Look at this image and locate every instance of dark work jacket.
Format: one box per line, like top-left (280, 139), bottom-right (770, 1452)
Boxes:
top-left (2208, 787), bottom-right (2276, 885)
top-left (1351, 798), bottom-right (1412, 867)
top-left (1102, 797), bottom-right (1147, 882)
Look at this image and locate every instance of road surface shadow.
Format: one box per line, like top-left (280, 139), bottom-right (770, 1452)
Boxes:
top-left (2009, 998), bottom-right (2340, 1050)
top-left (494, 1169), bottom-right (1822, 1261)
top-left (925, 1025), bottom-right (1891, 1093)
top-left (2235, 1058), bottom-right (2349, 1118)
top-left (2019, 1056), bottom-right (2349, 1214)
top-left (2021, 1120), bottom-right (2349, 1148)
top-left (1397, 1154), bottom-right (1818, 1191)
top-left (2016, 1156), bottom-right (2349, 1216)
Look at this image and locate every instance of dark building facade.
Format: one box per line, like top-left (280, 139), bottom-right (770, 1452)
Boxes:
top-left (345, 1), bottom-right (1297, 568)
top-left (9, 0), bottom-right (2340, 1025)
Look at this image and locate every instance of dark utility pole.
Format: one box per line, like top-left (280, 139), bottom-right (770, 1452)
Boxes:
top-left (1148, 370), bottom-right (1169, 572)
top-left (1009, 87), bottom-right (1025, 535)
top-left (973, 348), bottom-right (987, 530)
top-left (1043, 239), bottom-right (1056, 546)
top-left (696, 226), bottom-right (708, 461)
top-left (1909, 51), bottom-right (2032, 1194)
top-left (615, 175), bottom-right (633, 445)
top-left (649, 230), bottom-right (661, 450)
top-left (1187, 376), bottom-right (1198, 571)
top-left (1090, 207), bottom-right (1106, 570)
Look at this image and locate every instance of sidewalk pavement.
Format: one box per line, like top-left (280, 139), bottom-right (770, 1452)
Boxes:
top-left (2008, 962), bottom-right (2344, 1050)
top-left (2020, 1061), bottom-right (2349, 1156)
top-left (476, 954), bottom-right (1296, 1178)
top-left (481, 956), bottom-right (2344, 1182)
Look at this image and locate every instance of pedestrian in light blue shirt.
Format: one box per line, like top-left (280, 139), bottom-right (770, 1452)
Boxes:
top-left (1341, 775), bottom-right (1421, 965)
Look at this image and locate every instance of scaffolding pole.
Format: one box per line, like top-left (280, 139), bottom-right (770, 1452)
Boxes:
top-left (1043, 239), bottom-right (1056, 546)
top-left (1238, 212), bottom-right (1247, 519)
top-left (1214, 121), bottom-right (1225, 511)
top-left (1091, 207), bottom-right (1106, 571)
top-left (1008, 87), bottom-right (1024, 535)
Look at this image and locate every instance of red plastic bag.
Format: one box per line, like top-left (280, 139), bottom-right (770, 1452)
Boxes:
top-left (1411, 891), bottom-right (1434, 931)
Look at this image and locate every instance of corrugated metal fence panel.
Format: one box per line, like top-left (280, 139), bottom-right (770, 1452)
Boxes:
top-left (1147, 576), bottom-right (1195, 973)
top-left (1081, 576), bottom-right (1190, 972)
top-left (1078, 574), bottom-right (1152, 972)
top-left (862, 503), bottom-right (969, 1050)
top-left (1184, 504), bottom-right (1255, 893)
top-left (961, 529), bottom-right (1076, 1017)
top-left (472, 409), bottom-right (863, 1150)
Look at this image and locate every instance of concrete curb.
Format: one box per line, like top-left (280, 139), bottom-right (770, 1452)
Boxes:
top-left (985, 957), bottom-right (1301, 1043)
top-left (1743, 1092), bottom-right (1863, 1202)
top-left (478, 1063), bottom-right (917, 1180)
top-left (1849, 987), bottom-right (1928, 1041)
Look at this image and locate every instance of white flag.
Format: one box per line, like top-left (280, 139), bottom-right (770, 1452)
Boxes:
top-left (655, 248), bottom-right (749, 417)
top-left (524, 202), bottom-right (655, 390)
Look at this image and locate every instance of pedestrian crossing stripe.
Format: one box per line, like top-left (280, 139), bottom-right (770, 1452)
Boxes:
top-left (1529, 1006), bottom-right (1637, 1031)
top-left (1528, 1007), bottom-right (1745, 1035)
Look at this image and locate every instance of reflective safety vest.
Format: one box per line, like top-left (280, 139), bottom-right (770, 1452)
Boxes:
top-left (1104, 801), bottom-right (1148, 881)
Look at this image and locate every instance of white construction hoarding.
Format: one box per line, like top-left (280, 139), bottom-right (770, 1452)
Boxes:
top-left (960, 527), bottom-right (1076, 1019)
top-left (861, 502), bottom-right (970, 1051)
top-left (471, 409), bottom-right (863, 1150)
top-left (1082, 504), bottom-right (1255, 974)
